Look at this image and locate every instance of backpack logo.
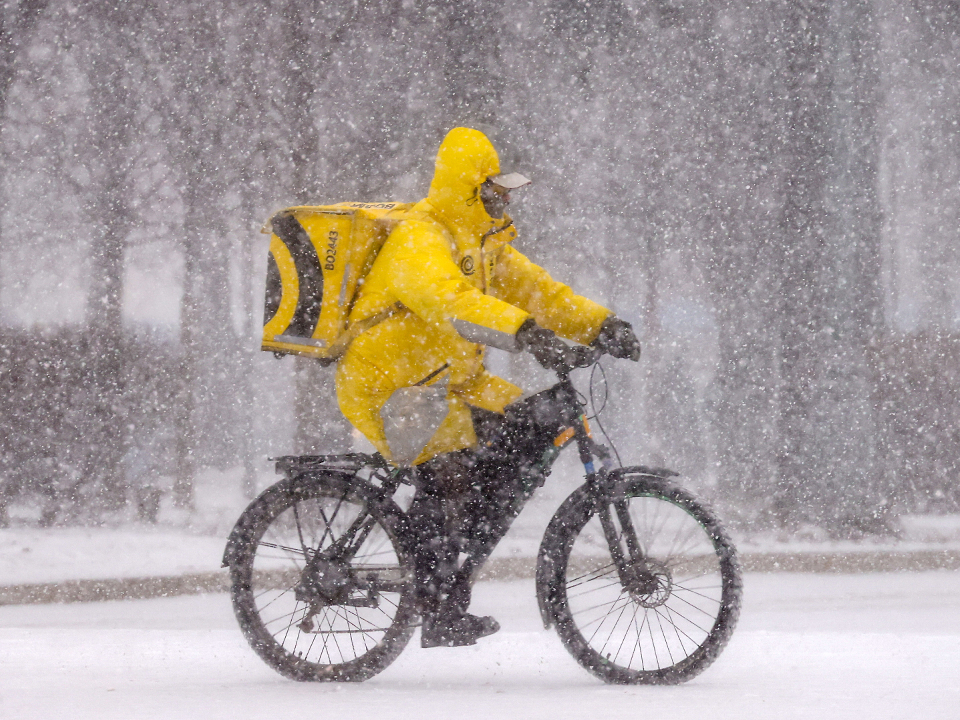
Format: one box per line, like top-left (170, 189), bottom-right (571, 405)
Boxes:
top-left (325, 230), bottom-right (339, 270)
top-left (460, 255), bottom-right (475, 275)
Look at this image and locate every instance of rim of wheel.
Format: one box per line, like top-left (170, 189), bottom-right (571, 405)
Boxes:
top-left (238, 487), bottom-right (414, 675)
top-left (561, 490), bottom-right (734, 678)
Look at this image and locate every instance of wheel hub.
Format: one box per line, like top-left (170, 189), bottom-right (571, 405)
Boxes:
top-left (624, 559), bottom-right (672, 608)
top-left (294, 556), bottom-right (353, 606)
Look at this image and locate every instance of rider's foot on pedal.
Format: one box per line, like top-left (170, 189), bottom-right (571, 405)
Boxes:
top-left (420, 611), bottom-right (500, 648)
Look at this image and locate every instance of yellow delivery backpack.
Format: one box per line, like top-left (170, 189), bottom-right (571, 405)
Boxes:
top-left (261, 201), bottom-right (411, 364)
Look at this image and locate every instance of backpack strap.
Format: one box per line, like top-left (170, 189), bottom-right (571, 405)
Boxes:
top-left (321, 303), bottom-right (402, 362)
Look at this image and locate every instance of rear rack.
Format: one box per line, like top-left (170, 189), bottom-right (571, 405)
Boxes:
top-left (272, 453), bottom-right (391, 476)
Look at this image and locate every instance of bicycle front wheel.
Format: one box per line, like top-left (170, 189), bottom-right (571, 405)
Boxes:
top-left (537, 472), bottom-right (741, 684)
top-left (226, 473), bottom-right (417, 682)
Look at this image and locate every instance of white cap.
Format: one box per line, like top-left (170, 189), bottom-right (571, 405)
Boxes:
top-left (489, 172), bottom-right (531, 189)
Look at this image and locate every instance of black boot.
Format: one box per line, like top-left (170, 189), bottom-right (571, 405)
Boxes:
top-left (421, 605), bottom-right (500, 648)
top-left (420, 556), bottom-right (500, 647)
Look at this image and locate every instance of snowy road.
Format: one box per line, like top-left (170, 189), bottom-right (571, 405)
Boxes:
top-left (2, 572), bottom-right (958, 720)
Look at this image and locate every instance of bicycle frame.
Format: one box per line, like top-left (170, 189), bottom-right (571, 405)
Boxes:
top-left (253, 369), bottom-right (676, 614)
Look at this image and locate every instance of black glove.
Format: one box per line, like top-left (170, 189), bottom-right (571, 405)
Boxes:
top-left (515, 318), bottom-right (597, 372)
top-left (592, 316), bottom-right (641, 361)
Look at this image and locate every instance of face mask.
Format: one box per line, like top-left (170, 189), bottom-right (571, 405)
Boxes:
top-left (479, 180), bottom-right (510, 219)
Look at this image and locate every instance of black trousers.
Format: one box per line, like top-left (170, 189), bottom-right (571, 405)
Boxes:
top-left (407, 395), bottom-right (567, 614)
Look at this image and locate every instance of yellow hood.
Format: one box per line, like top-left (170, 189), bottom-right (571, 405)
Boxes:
top-left (424, 127), bottom-right (505, 251)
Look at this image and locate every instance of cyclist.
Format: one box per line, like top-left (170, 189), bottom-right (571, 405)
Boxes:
top-left (335, 127), bottom-right (641, 647)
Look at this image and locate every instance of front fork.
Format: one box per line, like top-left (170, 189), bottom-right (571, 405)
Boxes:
top-left (573, 418), bottom-right (647, 587)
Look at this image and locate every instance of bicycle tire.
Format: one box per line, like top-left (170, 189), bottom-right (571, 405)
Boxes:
top-left (226, 472), bottom-right (417, 682)
top-left (537, 472), bottom-right (742, 684)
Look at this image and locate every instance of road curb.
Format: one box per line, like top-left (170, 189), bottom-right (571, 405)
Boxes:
top-left (0, 572), bottom-right (230, 606)
top-left (2, 549), bottom-right (959, 607)
top-left (739, 549), bottom-right (960, 573)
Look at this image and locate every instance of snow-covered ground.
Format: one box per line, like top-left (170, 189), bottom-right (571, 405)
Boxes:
top-left (0, 527), bottom-right (229, 585)
top-left (2, 466), bottom-right (958, 717)
top-left (1, 572), bottom-right (958, 719)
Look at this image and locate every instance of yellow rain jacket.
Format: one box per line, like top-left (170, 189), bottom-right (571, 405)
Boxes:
top-left (335, 127), bottom-right (611, 464)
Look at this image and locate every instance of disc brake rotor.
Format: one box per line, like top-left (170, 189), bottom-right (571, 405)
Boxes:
top-left (625, 558), bottom-right (673, 608)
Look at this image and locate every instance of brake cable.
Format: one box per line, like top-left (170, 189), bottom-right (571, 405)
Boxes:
top-left (588, 361), bottom-right (623, 468)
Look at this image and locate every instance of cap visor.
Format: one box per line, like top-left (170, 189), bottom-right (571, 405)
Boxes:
top-left (489, 172), bottom-right (531, 189)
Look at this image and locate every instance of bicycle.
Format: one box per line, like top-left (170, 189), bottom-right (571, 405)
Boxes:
top-left (222, 351), bottom-right (742, 685)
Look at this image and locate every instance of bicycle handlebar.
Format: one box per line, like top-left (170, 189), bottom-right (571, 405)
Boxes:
top-left (551, 345), bottom-right (602, 376)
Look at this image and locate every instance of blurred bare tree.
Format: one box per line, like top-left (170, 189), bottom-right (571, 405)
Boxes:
top-left (1, 0), bottom-right (957, 532)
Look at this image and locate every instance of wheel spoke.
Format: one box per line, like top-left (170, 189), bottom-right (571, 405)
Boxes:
top-left (329, 604), bottom-right (385, 648)
top-left (566, 577), bottom-right (627, 602)
top-left (566, 562), bottom-right (618, 589)
top-left (315, 493), bottom-right (348, 550)
top-left (292, 501), bottom-right (309, 557)
top-left (257, 540), bottom-right (310, 557)
top-left (628, 605), bottom-right (647, 670)
top-left (669, 587), bottom-right (722, 619)
top-left (265, 602), bottom-right (314, 632)
top-left (572, 594), bottom-right (635, 630)
top-left (304, 618), bottom-right (321, 660)
top-left (652, 605), bottom-right (676, 667)
top-left (589, 589), bottom-right (629, 647)
top-left (253, 582), bottom-right (296, 607)
top-left (660, 603), bottom-right (706, 649)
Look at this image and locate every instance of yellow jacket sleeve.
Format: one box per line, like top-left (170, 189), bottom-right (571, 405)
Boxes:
top-left (489, 245), bottom-right (611, 345)
top-left (377, 220), bottom-right (531, 337)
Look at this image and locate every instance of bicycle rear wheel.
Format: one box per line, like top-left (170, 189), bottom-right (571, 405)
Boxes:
top-left (537, 472), bottom-right (741, 684)
top-left (226, 473), bottom-right (416, 681)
